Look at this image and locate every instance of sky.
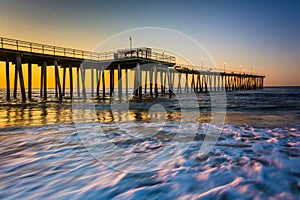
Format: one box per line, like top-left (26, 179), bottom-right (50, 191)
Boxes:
top-left (0, 0), bottom-right (299, 86)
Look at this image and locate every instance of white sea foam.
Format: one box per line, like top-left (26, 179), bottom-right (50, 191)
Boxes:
top-left (0, 123), bottom-right (299, 199)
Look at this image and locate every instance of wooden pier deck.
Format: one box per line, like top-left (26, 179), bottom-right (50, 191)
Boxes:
top-left (0, 37), bottom-right (265, 102)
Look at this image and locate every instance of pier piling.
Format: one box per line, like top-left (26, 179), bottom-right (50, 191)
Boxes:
top-left (6, 59), bottom-right (10, 101)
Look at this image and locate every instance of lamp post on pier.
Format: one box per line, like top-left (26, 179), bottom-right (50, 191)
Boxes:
top-left (129, 36), bottom-right (132, 49)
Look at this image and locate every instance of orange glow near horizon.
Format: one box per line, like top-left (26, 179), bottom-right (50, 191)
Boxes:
top-left (0, 1), bottom-right (299, 87)
top-left (0, 62), bottom-right (137, 90)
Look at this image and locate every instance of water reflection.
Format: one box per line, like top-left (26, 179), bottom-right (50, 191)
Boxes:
top-left (0, 103), bottom-right (74, 128)
top-left (0, 100), bottom-right (213, 129)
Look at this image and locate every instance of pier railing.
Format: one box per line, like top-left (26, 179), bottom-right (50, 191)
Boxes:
top-left (0, 37), bottom-right (176, 63)
top-left (175, 64), bottom-right (265, 76)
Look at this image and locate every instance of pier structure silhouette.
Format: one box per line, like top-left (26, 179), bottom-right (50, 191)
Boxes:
top-left (0, 37), bottom-right (265, 102)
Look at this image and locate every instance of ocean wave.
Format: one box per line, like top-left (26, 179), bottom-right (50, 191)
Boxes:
top-left (0, 123), bottom-right (299, 199)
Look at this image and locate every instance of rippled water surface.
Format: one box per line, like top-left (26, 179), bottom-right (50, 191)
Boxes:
top-left (0, 87), bottom-right (299, 199)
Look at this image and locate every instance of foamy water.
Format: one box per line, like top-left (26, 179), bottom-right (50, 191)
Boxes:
top-left (0, 87), bottom-right (299, 199)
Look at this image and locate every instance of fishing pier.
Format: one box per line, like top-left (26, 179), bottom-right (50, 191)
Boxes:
top-left (0, 37), bottom-right (265, 102)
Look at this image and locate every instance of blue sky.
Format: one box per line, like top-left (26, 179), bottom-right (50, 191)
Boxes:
top-left (0, 0), bottom-right (299, 85)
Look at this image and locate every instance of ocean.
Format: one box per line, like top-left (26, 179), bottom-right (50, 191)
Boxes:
top-left (0, 87), bottom-right (299, 199)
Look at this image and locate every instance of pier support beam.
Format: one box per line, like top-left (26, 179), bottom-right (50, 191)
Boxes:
top-left (185, 73), bottom-right (189, 93)
top-left (199, 74), bottom-right (203, 92)
top-left (196, 74), bottom-right (199, 92)
top-left (208, 74), bottom-right (212, 92)
top-left (172, 71), bottom-right (175, 91)
top-left (39, 64), bottom-right (43, 97)
top-left (14, 63), bottom-right (18, 99)
top-left (149, 68), bottom-right (153, 97)
top-left (91, 68), bottom-right (94, 98)
top-left (62, 67), bottom-right (66, 96)
top-left (177, 73), bottom-right (182, 93)
top-left (96, 69), bottom-right (100, 97)
top-left (54, 60), bottom-right (62, 101)
top-left (43, 62), bottom-right (47, 100)
top-left (125, 68), bottom-right (128, 97)
top-left (137, 64), bottom-right (142, 98)
top-left (167, 69), bottom-right (172, 98)
top-left (154, 65), bottom-right (158, 97)
top-left (81, 67), bottom-right (86, 99)
top-left (6, 59), bottom-right (10, 101)
top-left (191, 74), bottom-right (195, 92)
top-left (204, 74), bottom-right (208, 92)
top-left (110, 67), bottom-right (114, 96)
top-left (28, 63), bottom-right (32, 100)
top-left (77, 67), bottom-right (80, 97)
top-left (144, 70), bottom-right (148, 94)
top-left (160, 71), bottom-right (164, 94)
top-left (102, 69), bottom-right (105, 97)
top-left (214, 75), bottom-right (217, 92)
top-left (16, 56), bottom-right (26, 102)
top-left (220, 75), bottom-right (222, 91)
top-left (69, 65), bottom-right (73, 99)
top-left (134, 64), bottom-right (141, 98)
top-left (118, 64), bottom-right (122, 97)
top-left (163, 72), bottom-right (167, 94)
top-left (200, 74), bottom-right (204, 92)
top-left (134, 67), bottom-right (137, 96)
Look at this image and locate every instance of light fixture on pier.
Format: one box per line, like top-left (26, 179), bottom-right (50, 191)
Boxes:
top-left (129, 36), bottom-right (132, 49)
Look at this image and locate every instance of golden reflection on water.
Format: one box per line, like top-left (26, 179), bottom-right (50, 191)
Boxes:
top-left (0, 102), bottom-right (213, 128)
top-left (2, 102), bottom-right (293, 130)
top-left (0, 104), bottom-right (74, 128)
